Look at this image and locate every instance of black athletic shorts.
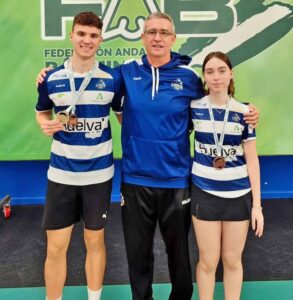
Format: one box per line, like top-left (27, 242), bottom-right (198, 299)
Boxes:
top-left (191, 184), bottom-right (252, 221)
top-left (42, 179), bottom-right (112, 230)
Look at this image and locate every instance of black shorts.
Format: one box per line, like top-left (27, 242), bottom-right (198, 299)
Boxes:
top-left (42, 179), bottom-right (112, 230)
top-left (191, 184), bottom-right (252, 221)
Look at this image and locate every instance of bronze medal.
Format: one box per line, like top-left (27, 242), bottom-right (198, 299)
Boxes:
top-left (56, 111), bottom-right (69, 125)
top-left (213, 156), bottom-right (226, 170)
top-left (68, 113), bottom-right (78, 126)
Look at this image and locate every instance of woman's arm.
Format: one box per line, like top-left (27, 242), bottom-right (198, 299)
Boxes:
top-left (243, 139), bottom-right (264, 237)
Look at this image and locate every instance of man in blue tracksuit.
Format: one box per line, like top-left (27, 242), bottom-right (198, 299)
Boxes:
top-left (117, 12), bottom-right (204, 300)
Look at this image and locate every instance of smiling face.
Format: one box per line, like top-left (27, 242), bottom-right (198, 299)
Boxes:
top-left (70, 24), bottom-right (102, 60)
top-left (141, 17), bottom-right (176, 66)
top-left (203, 56), bottom-right (233, 95)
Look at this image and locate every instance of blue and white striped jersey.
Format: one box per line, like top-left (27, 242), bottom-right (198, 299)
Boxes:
top-left (191, 96), bottom-right (256, 198)
top-left (36, 62), bottom-right (122, 185)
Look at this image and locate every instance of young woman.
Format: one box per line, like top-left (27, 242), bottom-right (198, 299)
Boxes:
top-left (190, 51), bottom-right (264, 300)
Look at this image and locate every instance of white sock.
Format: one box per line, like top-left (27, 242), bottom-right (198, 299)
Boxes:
top-left (46, 296), bottom-right (62, 300)
top-left (87, 287), bottom-right (102, 300)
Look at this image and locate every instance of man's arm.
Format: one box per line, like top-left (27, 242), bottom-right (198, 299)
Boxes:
top-left (244, 104), bottom-right (260, 128)
top-left (36, 111), bottom-right (63, 136)
top-left (35, 67), bottom-right (53, 85)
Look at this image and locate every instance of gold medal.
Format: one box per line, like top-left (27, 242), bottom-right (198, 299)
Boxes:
top-left (68, 113), bottom-right (78, 126)
top-left (213, 156), bottom-right (226, 170)
top-left (56, 111), bottom-right (69, 125)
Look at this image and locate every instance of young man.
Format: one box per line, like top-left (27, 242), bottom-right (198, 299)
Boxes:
top-left (36, 12), bottom-right (121, 300)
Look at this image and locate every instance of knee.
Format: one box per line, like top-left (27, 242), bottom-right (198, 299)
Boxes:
top-left (221, 252), bottom-right (242, 271)
top-left (84, 230), bottom-right (105, 253)
top-left (197, 256), bottom-right (219, 274)
top-left (47, 242), bottom-right (68, 262)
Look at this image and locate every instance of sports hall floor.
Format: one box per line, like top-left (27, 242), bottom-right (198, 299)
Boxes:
top-left (1, 200), bottom-right (293, 300)
top-left (1, 159), bottom-right (293, 299)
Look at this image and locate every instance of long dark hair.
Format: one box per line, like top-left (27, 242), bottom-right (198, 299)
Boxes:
top-left (202, 51), bottom-right (235, 97)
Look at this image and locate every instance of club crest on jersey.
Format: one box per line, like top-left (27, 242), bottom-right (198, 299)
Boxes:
top-left (96, 79), bottom-right (106, 89)
top-left (232, 113), bottom-right (241, 122)
top-left (171, 79), bottom-right (183, 91)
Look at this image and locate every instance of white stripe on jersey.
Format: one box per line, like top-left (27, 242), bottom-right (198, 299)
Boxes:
top-left (203, 188), bottom-right (251, 199)
top-left (48, 165), bottom-right (114, 186)
top-left (62, 116), bottom-right (109, 133)
top-left (192, 161), bottom-right (248, 181)
top-left (51, 140), bottom-right (112, 160)
top-left (195, 140), bottom-right (244, 157)
top-left (191, 97), bottom-right (249, 114)
top-left (243, 136), bottom-right (256, 142)
top-left (47, 68), bottom-right (114, 82)
top-left (193, 119), bottom-right (245, 135)
top-left (50, 90), bottom-right (114, 106)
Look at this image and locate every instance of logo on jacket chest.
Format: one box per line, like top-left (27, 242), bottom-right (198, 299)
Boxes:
top-left (171, 78), bottom-right (183, 91)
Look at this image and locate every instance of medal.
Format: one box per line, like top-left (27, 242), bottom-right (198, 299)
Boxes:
top-left (56, 110), bottom-right (69, 125)
top-left (208, 97), bottom-right (231, 169)
top-left (56, 58), bottom-right (96, 127)
top-left (213, 156), bottom-right (226, 170)
top-left (68, 113), bottom-right (78, 126)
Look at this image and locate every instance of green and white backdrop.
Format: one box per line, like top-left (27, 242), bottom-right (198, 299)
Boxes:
top-left (0, 0), bottom-right (292, 160)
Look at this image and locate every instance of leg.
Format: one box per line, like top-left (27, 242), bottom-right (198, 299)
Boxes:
top-left (193, 217), bottom-right (221, 300)
top-left (45, 226), bottom-right (73, 300)
top-left (81, 179), bottom-right (112, 299)
top-left (158, 188), bottom-right (193, 300)
top-left (121, 184), bottom-right (157, 300)
top-left (84, 228), bottom-right (106, 290)
top-left (221, 221), bottom-right (249, 300)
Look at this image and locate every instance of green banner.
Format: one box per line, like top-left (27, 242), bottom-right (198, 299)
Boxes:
top-left (0, 0), bottom-right (292, 160)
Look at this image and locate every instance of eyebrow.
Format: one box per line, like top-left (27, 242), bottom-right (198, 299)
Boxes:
top-left (145, 27), bottom-right (172, 31)
top-left (76, 30), bottom-right (99, 35)
top-left (205, 66), bottom-right (228, 71)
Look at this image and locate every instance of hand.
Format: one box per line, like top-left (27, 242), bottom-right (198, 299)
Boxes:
top-left (35, 67), bottom-right (53, 86)
top-left (244, 104), bottom-right (259, 128)
top-left (39, 119), bottom-right (64, 136)
top-left (251, 207), bottom-right (264, 238)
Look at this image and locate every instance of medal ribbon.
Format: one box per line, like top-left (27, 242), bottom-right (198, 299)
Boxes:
top-left (207, 97), bottom-right (231, 157)
top-left (64, 58), bottom-right (96, 115)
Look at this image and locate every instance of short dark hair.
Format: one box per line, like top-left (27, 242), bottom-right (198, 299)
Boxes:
top-left (202, 51), bottom-right (235, 97)
top-left (72, 11), bottom-right (103, 31)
